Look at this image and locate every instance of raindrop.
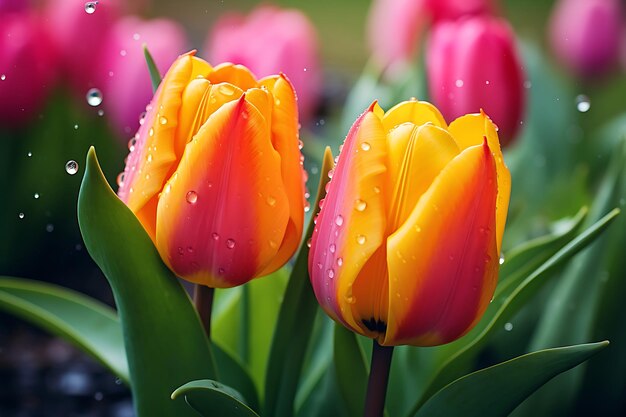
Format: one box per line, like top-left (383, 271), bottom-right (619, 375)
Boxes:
top-left (139, 112), bottom-right (146, 125)
top-left (266, 196), bottom-right (277, 207)
top-left (329, 243), bottom-right (336, 253)
top-left (73, 124), bottom-right (79, 130)
top-left (336, 257), bottom-right (343, 267)
top-left (65, 160), bottom-right (79, 175)
top-left (18, 212), bottom-right (25, 219)
top-left (327, 169), bottom-right (334, 179)
top-left (455, 79), bottom-right (464, 88)
top-left (34, 193), bottom-right (40, 199)
top-left (84, 2), bottom-right (97, 14)
top-left (159, 116), bottom-right (168, 125)
top-left (499, 254), bottom-right (505, 265)
top-left (85, 88), bottom-right (103, 106)
top-left (218, 84), bottom-right (235, 96)
top-left (360, 142), bottom-right (371, 151)
top-left (327, 268), bottom-right (335, 279)
top-left (354, 199), bottom-right (367, 212)
top-left (226, 239), bottom-right (236, 249)
top-left (335, 215), bottom-right (344, 226)
top-left (0, 74), bottom-right (5, 81)
top-left (504, 322), bottom-right (513, 331)
top-left (46, 224), bottom-right (54, 233)
top-left (356, 234), bottom-right (367, 245)
top-left (306, 238), bottom-right (312, 248)
top-left (27, 152), bottom-right (32, 157)
top-left (485, 80), bottom-right (490, 85)
top-left (186, 191), bottom-right (198, 204)
top-left (575, 94), bottom-right (590, 113)
top-left (304, 201), bottom-right (311, 212)
top-left (212, 232), bottom-right (219, 241)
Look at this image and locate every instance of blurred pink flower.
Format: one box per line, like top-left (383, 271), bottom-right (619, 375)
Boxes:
top-left (426, 16), bottom-right (525, 146)
top-left (43, 0), bottom-right (121, 94)
top-left (549, 0), bottom-right (624, 78)
top-left (428, 0), bottom-right (497, 22)
top-left (0, 0), bottom-right (29, 13)
top-left (0, 10), bottom-right (57, 126)
top-left (206, 5), bottom-right (320, 122)
top-left (367, 0), bottom-right (429, 72)
top-left (97, 16), bottom-right (187, 136)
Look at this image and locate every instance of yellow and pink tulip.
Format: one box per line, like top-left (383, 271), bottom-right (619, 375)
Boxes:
top-left (308, 100), bottom-right (510, 346)
top-left (118, 51), bottom-right (305, 288)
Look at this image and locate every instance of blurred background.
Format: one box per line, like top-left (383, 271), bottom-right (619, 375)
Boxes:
top-left (1, 0), bottom-right (625, 415)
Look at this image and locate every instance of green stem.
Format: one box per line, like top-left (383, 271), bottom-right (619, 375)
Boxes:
top-left (363, 341), bottom-right (394, 417)
top-left (239, 284), bottom-right (250, 364)
top-left (193, 284), bottom-right (214, 339)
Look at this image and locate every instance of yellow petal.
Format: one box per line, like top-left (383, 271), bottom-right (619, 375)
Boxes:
top-left (207, 63), bottom-right (258, 91)
top-left (382, 100), bottom-right (448, 132)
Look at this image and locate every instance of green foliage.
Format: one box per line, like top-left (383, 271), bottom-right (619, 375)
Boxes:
top-left (172, 380), bottom-right (260, 417)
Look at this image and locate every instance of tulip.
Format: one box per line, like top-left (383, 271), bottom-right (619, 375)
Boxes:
top-left (0, 0), bottom-right (29, 13)
top-left (117, 51), bottom-right (305, 288)
top-left (97, 16), bottom-right (188, 135)
top-left (206, 5), bottom-right (320, 122)
top-left (426, 16), bottom-right (525, 146)
top-left (549, 0), bottom-right (623, 78)
top-left (366, 0), bottom-right (429, 71)
top-left (308, 100), bottom-right (510, 346)
top-left (428, 0), bottom-right (497, 22)
top-left (0, 10), bottom-right (57, 125)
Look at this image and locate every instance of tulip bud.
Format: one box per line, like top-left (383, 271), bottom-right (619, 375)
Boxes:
top-left (366, 0), bottom-right (429, 71)
top-left (206, 5), bottom-right (321, 122)
top-left (549, 0), bottom-right (624, 78)
top-left (309, 100), bottom-right (510, 346)
top-left (0, 10), bottom-right (57, 125)
top-left (118, 52), bottom-right (305, 288)
top-left (426, 17), bottom-right (525, 146)
top-left (97, 16), bottom-right (188, 136)
top-left (428, 0), bottom-right (497, 22)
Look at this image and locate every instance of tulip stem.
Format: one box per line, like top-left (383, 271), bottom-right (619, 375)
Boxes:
top-left (363, 341), bottom-right (394, 417)
top-left (194, 284), bottom-right (214, 339)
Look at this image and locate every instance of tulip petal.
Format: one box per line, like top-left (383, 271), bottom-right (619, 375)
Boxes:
top-left (207, 63), bottom-right (258, 91)
top-left (386, 123), bottom-right (460, 230)
top-left (118, 52), bottom-right (212, 239)
top-left (384, 141), bottom-right (499, 346)
top-left (381, 100), bottom-right (448, 132)
top-left (448, 111), bottom-right (510, 252)
top-left (155, 96), bottom-right (289, 287)
top-left (257, 74), bottom-right (305, 275)
top-left (308, 104), bottom-right (387, 335)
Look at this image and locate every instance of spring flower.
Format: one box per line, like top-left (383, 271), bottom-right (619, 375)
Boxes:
top-left (206, 5), bottom-right (320, 122)
top-left (308, 100), bottom-right (510, 346)
top-left (549, 0), bottom-right (624, 77)
top-left (428, 0), bottom-right (497, 22)
top-left (426, 16), bottom-right (525, 146)
top-left (117, 52), bottom-right (305, 288)
top-left (97, 16), bottom-right (188, 135)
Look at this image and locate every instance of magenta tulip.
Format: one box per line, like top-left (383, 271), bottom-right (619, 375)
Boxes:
top-left (0, 0), bottom-right (29, 13)
top-left (96, 16), bottom-right (187, 136)
top-left (549, 0), bottom-right (624, 77)
top-left (428, 0), bottom-right (497, 22)
top-left (426, 16), bottom-right (525, 146)
top-left (0, 10), bottom-right (57, 125)
top-left (206, 5), bottom-right (320, 122)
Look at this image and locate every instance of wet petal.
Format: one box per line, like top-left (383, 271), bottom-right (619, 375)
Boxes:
top-left (384, 141), bottom-right (499, 346)
top-left (382, 99), bottom-right (448, 132)
top-left (155, 96), bottom-right (289, 288)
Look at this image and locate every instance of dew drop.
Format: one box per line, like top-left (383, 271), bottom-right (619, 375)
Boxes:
top-left (354, 199), bottom-right (367, 212)
top-left (159, 116), bottom-right (168, 125)
top-left (0, 74), bottom-right (5, 81)
top-left (306, 238), bottom-right (312, 248)
top-left (27, 152), bottom-right (32, 157)
top-left (226, 239), bottom-right (236, 249)
top-left (269, 240), bottom-right (278, 249)
top-left (499, 254), bottom-right (505, 265)
top-left (218, 84), bottom-right (235, 96)
top-left (266, 195), bottom-right (277, 207)
top-left (336, 257), bottom-right (343, 267)
top-left (356, 234), bottom-right (367, 245)
top-left (186, 191), bottom-right (198, 204)
top-left (97, 109), bottom-right (104, 116)
top-left (504, 322), bottom-right (513, 331)
top-left (116, 173), bottom-right (125, 187)
top-left (85, 88), bottom-right (103, 106)
top-left (18, 212), bottom-right (25, 219)
top-left (304, 201), bottom-right (311, 212)
top-left (329, 243), bottom-right (336, 254)
top-left (211, 232), bottom-right (219, 241)
top-left (335, 215), bottom-right (344, 227)
top-left (575, 94), bottom-right (590, 112)
top-left (73, 124), bottom-right (79, 130)
top-left (34, 193), bottom-right (39, 199)
top-left (65, 160), bottom-right (79, 175)
top-left (327, 268), bottom-right (335, 279)
top-left (373, 186), bottom-right (381, 194)
top-left (84, 2), bottom-right (97, 14)
top-left (360, 142), bottom-right (371, 151)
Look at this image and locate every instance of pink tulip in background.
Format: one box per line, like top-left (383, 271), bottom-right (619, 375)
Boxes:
top-left (206, 5), bottom-right (320, 122)
top-left (0, 9), bottom-right (57, 125)
top-left (428, 0), bottom-right (497, 22)
top-left (549, 0), bottom-right (624, 78)
top-left (367, 0), bottom-right (429, 72)
top-left (97, 16), bottom-right (187, 136)
top-left (426, 16), bottom-right (525, 146)
top-left (0, 0), bottom-right (29, 12)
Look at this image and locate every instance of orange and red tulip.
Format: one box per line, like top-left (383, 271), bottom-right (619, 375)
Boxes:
top-left (118, 51), bottom-right (305, 288)
top-left (308, 100), bottom-right (510, 346)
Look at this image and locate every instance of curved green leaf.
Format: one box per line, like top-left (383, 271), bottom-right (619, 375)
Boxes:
top-left (77, 147), bottom-right (216, 417)
top-left (0, 277), bottom-right (128, 382)
top-left (409, 208), bottom-right (620, 415)
top-left (143, 45), bottom-right (162, 93)
top-left (263, 147), bottom-right (334, 417)
top-left (414, 342), bottom-right (609, 417)
top-left (172, 380), bottom-right (259, 417)
top-left (333, 324), bottom-right (368, 417)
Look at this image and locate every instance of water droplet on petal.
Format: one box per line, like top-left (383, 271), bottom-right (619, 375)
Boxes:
top-left (266, 195), bottom-right (277, 207)
top-left (84, 2), bottom-right (97, 14)
top-left (159, 116), bottom-right (168, 125)
top-left (455, 79), bottom-right (464, 88)
top-left (335, 215), bottom-right (344, 226)
top-left (329, 243), bottom-right (336, 253)
top-left (186, 191), bottom-right (198, 204)
top-left (0, 74), bottom-right (6, 81)
top-left (218, 84), bottom-right (235, 96)
top-left (356, 235), bottom-right (366, 245)
top-left (336, 257), bottom-right (343, 267)
top-left (354, 199), bottom-right (367, 211)
top-left (575, 94), bottom-right (590, 112)
top-left (499, 254), bottom-right (505, 265)
top-left (65, 160), bottom-right (78, 175)
top-left (327, 268), bottom-right (335, 279)
top-left (86, 88), bottom-right (103, 106)
top-left (116, 173), bottom-right (125, 187)
top-left (360, 142), bottom-right (371, 151)
top-left (306, 238), bottom-right (312, 248)
top-left (226, 239), bottom-right (236, 249)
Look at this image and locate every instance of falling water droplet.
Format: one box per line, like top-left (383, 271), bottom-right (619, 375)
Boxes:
top-left (575, 94), bottom-right (590, 112)
top-left (504, 322), bottom-right (513, 331)
top-left (34, 193), bottom-right (39, 199)
top-left (84, 2), bottom-right (97, 14)
top-left (27, 152), bottom-right (32, 157)
top-left (86, 88), bottom-right (103, 106)
top-left (186, 191), bottom-right (198, 204)
top-left (18, 212), bottom-right (25, 219)
top-left (65, 160), bottom-right (79, 175)
top-left (226, 239), bottom-right (236, 249)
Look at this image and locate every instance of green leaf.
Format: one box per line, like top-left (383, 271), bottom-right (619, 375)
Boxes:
top-left (213, 344), bottom-right (260, 413)
top-left (0, 277), bottom-right (128, 382)
top-left (263, 147), bottom-right (334, 417)
top-left (333, 324), bottom-right (368, 417)
top-left (172, 380), bottom-right (259, 417)
top-left (77, 147), bottom-right (216, 417)
top-left (144, 45), bottom-right (162, 93)
top-left (409, 208), bottom-right (620, 415)
top-left (414, 342), bottom-right (608, 417)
